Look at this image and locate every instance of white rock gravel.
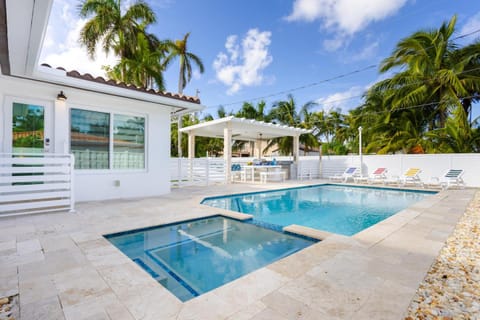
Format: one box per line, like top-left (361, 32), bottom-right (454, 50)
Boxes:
top-left (405, 191), bottom-right (480, 319)
top-left (0, 295), bottom-right (18, 320)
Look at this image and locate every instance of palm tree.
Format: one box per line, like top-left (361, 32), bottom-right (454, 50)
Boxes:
top-left (236, 101), bottom-right (268, 121)
top-left (163, 32), bottom-right (204, 157)
top-left (428, 108), bottom-right (480, 153)
top-left (78, 0), bottom-right (156, 62)
top-left (298, 102), bottom-right (319, 155)
top-left (267, 95), bottom-right (318, 155)
top-left (453, 42), bottom-right (480, 121)
top-left (103, 31), bottom-right (166, 90)
top-left (378, 15), bottom-right (479, 129)
top-left (163, 32), bottom-right (205, 94)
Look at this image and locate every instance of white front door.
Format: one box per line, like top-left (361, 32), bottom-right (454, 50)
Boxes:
top-left (4, 96), bottom-right (54, 154)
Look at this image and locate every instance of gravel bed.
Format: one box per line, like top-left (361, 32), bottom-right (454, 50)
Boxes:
top-left (0, 295), bottom-right (18, 320)
top-left (405, 191), bottom-right (480, 319)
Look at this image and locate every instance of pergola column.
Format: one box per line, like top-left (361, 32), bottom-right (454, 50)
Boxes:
top-left (256, 138), bottom-right (262, 158)
top-left (188, 133), bottom-right (195, 159)
top-left (224, 125), bottom-right (232, 183)
top-left (293, 134), bottom-right (300, 163)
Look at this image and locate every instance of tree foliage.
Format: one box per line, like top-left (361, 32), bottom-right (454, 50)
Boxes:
top-left (78, 0), bottom-right (203, 93)
top-left (77, 6), bottom-right (479, 156)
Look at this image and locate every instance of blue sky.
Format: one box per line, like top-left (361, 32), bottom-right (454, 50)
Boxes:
top-left (40, 0), bottom-right (480, 119)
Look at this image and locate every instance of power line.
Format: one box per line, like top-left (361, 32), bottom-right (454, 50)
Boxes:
top-left (453, 28), bottom-right (480, 40)
top-left (199, 66), bottom-right (480, 123)
top-left (204, 64), bottom-right (376, 110)
top-left (307, 94), bottom-right (479, 127)
top-left (203, 27), bottom-right (480, 111)
top-left (204, 65), bottom-right (376, 110)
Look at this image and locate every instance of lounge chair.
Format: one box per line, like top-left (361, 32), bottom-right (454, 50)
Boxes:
top-left (353, 167), bottom-right (388, 184)
top-left (355, 168), bottom-right (388, 184)
top-left (384, 168), bottom-right (423, 187)
top-left (329, 167), bottom-right (360, 183)
top-left (366, 168), bottom-right (388, 184)
top-left (425, 169), bottom-right (465, 190)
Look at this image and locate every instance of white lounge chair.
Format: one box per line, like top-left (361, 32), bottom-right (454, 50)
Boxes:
top-left (426, 169), bottom-right (465, 189)
top-left (353, 167), bottom-right (388, 184)
top-left (367, 167), bottom-right (388, 184)
top-left (329, 167), bottom-right (360, 183)
top-left (384, 168), bottom-right (423, 187)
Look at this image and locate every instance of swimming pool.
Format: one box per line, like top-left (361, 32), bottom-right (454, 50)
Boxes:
top-left (105, 216), bottom-right (316, 301)
top-left (201, 184), bottom-right (435, 236)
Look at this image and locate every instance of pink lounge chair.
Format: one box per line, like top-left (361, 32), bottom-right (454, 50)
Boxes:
top-left (367, 168), bottom-right (388, 184)
top-left (354, 167), bottom-right (388, 184)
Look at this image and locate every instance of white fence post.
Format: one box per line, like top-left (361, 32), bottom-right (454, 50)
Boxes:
top-left (177, 157), bottom-right (182, 187)
top-left (69, 154), bottom-right (75, 213)
top-left (205, 158), bottom-right (210, 186)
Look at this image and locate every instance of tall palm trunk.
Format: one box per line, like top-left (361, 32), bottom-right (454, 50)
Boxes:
top-left (177, 60), bottom-right (185, 158)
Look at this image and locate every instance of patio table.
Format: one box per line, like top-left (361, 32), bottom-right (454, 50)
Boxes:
top-left (243, 165), bottom-right (282, 182)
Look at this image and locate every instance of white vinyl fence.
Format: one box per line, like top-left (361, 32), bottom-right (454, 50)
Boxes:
top-left (170, 158), bottom-right (226, 187)
top-left (318, 153), bottom-right (480, 187)
top-left (0, 153), bottom-right (75, 216)
top-left (170, 154), bottom-right (480, 188)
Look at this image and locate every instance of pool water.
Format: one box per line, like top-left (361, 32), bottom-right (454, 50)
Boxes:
top-left (105, 216), bottom-right (316, 301)
top-left (201, 184), bottom-right (435, 236)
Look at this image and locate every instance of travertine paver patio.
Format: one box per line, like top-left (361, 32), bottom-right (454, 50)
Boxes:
top-left (0, 181), bottom-right (476, 320)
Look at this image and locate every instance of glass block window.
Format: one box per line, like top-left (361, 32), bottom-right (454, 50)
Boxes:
top-left (113, 114), bottom-right (145, 169)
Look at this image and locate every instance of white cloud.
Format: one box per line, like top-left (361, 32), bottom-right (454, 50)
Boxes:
top-left (40, 0), bottom-right (116, 76)
top-left (316, 86), bottom-right (366, 112)
top-left (350, 40), bottom-right (379, 61)
top-left (323, 36), bottom-right (344, 52)
top-left (459, 12), bottom-right (480, 42)
top-left (286, 0), bottom-right (408, 50)
top-left (213, 29), bottom-right (273, 95)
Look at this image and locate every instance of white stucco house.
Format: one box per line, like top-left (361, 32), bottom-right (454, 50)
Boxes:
top-left (0, 0), bottom-right (204, 212)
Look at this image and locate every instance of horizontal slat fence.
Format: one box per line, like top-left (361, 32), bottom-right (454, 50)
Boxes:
top-left (0, 153), bottom-right (75, 216)
top-left (171, 154), bottom-right (480, 187)
top-left (170, 158), bottom-right (226, 187)
top-left (311, 154), bottom-right (480, 187)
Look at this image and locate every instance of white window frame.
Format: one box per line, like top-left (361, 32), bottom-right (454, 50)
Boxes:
top-left (68, 105), bottom-right (148, 173)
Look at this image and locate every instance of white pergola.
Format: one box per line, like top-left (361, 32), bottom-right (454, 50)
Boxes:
top-left (179, 116), bottom-right (311, 182)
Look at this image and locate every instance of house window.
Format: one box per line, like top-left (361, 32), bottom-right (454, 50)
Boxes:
top-left (113, 114), bottom-right (145, 169)
top-left (71, 109), bottom-right (110, 169)
top-left (70, 108), bottom-right (146, 170)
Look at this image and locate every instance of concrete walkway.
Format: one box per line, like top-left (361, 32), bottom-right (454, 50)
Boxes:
top-left (0, 181), bottom-right (475, 320)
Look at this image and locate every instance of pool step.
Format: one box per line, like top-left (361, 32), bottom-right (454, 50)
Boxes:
top-left (133, 258), bottom-right (166, 282)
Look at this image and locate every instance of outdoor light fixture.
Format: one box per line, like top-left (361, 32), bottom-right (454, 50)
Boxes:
top-left (57, 91), bottom-right (67, 101)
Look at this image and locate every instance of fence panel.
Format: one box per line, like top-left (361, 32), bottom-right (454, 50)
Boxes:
top-left (170, 158), bottom-right (226, 187)
top-left (171, 154), bottom-right (480, 187)
top-left (300, 153), bottom-right (480, 187)
top-left (0, 153), bottom-right (75, 216)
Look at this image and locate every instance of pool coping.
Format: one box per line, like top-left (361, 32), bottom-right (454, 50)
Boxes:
top-left (1, 180), bottom-right (476, 319)
top-left (200, 182), bottom-right (436, 203)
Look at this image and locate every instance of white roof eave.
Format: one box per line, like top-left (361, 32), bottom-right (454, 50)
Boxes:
top-left (32, 67), bottom-right (205, 113)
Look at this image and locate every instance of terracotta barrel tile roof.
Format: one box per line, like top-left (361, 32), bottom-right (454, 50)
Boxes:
top-left (40, 63), bottom-right (201, 104)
